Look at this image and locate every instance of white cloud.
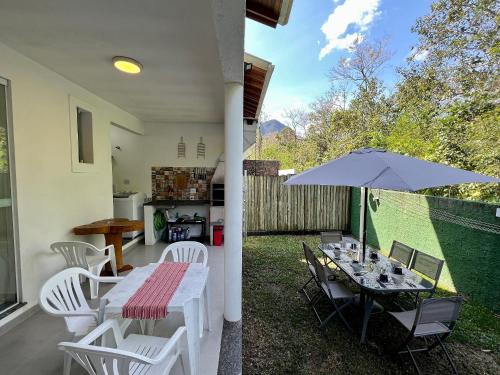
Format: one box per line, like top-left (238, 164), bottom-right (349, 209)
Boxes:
top-left (413, 49), bottom-right (429, 62)
top-left (319, 0), bottom-right (381, 59)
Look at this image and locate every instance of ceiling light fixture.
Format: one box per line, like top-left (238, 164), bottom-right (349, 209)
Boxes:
top-left (112, 56), bottom-right (142, 74)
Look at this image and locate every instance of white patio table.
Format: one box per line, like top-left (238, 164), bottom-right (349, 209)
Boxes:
top-left (318, 241), bottom-right (433, 344)
top-left (98, 262), bottom-right (209, 375)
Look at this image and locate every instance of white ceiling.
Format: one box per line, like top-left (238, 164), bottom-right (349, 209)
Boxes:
top-left (0, 0), bottom-right (226, 123)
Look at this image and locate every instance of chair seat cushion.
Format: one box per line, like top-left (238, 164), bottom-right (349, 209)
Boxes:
top-left (322, 280), bottom-right (354, 300)
top-left (118, 334), bottom-right (174, 375)
top-left (389, 310), bottom-right (450, 336)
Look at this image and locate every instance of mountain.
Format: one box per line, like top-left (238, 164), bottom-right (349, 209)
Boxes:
top-left (260, 119), bottom-right (287, 136)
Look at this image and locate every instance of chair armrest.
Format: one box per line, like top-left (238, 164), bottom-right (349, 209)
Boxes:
top-left (147, 326), bottom-right (187, 365)
top-left (60, 320), bottom-right (155, 365)
top-left (50, 309), bottom-right (99, 319)
top-left (96, 276), bottom-right (124, 283)
top-left (94, 244), bottom-right (115, 254)
top-left (77, 319), bottom-right (124, 346)
top-left (86, 274), bottom-right (124, 283)
top-left (60, 324), bottom-right (187, 367)
top-left (58, 341), bottom-right (155, 365)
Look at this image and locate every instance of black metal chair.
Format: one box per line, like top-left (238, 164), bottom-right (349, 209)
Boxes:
top-left (409, 250), bottom-right (444, 299)
top-left (388, 296), bottom-right (464, 375)
top-left (320, 231), bottom-right (342, 244)
top-left (389, 241), bottom-right (415, 268)
top-left (310, 256), bottom-right (354, 330)
top-left (299, 242), bottom-right (323, 305)
top-left (320, 232), bottom-right (344, 271)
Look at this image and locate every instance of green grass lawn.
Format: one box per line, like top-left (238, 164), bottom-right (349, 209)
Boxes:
top-left (242, 235), bottom-right (500, 375)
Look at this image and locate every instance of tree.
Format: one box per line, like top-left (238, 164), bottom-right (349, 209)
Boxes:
top-left (252, 1), bottom-right (499, 201)
top-left (406, 0), bottom-right (500, 200)
top-left (411, 0), bottom-right (499, 101)
top-left (329, 38), bottom-right (392, 92)
top-left (254, 106), bottom-right (271, 159)
top-left (282, 107), bottom-right (309, 140)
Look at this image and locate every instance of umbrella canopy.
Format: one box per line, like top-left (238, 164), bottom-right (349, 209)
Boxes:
top-left (284, 148), bottom-right (499, 191)
top-left (284, 148), bottom-right (499, 262)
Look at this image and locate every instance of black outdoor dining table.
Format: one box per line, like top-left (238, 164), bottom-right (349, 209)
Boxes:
top-left (318, 241), bottom-right (434, 344)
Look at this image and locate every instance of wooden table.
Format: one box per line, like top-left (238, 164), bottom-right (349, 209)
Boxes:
top-left (73, 218), bottom-right (144, 273)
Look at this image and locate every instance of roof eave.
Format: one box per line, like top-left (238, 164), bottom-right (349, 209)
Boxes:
top-left (278, 0), bottom-right (293, 26)
top-left (244, 53), bottom-right (275, 120)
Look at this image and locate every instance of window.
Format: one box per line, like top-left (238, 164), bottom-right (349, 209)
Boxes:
top-left (69, 96), bottom-right (96, 172)
top-left (0, 77), bottom-right (22, 317)
top-left (76, 107), bottom-right (94, 164)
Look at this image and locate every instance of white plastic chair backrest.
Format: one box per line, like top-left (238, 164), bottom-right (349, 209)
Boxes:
top-left (51, 241), bottom-right (101, 269)
top-left (59, 320), bottom-right (185, 375)
top-left (159, 241), bottom-right (208, 266)
top-left (416, 297), bottom-right (463, 327)
top-left (60, 345), bottom-right (150, 375)
top-left (39, 267), bottom-right (93, 333)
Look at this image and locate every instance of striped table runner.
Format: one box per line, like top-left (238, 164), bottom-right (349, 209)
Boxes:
top-left (123, 262), bottom-right (189, 320)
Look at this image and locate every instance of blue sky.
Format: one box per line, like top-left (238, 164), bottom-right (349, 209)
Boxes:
top-left (245, 0), bottom-right (434, 122)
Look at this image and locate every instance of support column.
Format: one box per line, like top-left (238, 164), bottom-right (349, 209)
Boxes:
top-left (224, 82), bottom-right (243, 322)
top-left (359, 187), bottom-right (368, 263)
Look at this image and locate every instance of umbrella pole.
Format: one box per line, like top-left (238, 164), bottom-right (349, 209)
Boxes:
top-left (359, 187), bottom-right (368, 263)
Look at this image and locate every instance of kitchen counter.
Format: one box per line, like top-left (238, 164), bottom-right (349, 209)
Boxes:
top-left (143, 199), bottom-right (210, 245)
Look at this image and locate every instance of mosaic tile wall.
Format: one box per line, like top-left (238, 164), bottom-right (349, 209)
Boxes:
top-left (151, 167), bottom-right (215, 200)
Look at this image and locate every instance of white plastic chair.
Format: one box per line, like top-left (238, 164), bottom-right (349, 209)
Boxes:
top-left (40, 267), bottom-right (131, 375)
top-left (157, 241), bottom-right (210, 338)
top-left (158, 241), bottom-right (208, 267)
top-left (59, 319), bottom-right (190, 375)
top-left (51, 241), bottom-right (117, 299)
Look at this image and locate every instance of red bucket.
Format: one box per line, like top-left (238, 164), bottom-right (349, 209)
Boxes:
top-left (213, 225), bottom-right (223, 246)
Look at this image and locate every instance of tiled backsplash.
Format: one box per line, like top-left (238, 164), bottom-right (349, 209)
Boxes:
top-left (152, 167), bottom-right (215, 200)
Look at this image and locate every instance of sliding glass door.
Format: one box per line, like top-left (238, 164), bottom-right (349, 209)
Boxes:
top-left (0, 78), bottom-right (18, 314)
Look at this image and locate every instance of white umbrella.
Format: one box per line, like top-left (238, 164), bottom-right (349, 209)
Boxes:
top-left (284, 148), bottom-right (499, 262)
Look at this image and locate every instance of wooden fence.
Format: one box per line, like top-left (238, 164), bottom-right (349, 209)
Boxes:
top-left (244, 175), bottom-right (351, 233)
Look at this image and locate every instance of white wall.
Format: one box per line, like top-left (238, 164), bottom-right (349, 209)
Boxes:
top-left (0, 42), bottom-right (143, 327)
top-left (111, 122), bottom-right (224, 196)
